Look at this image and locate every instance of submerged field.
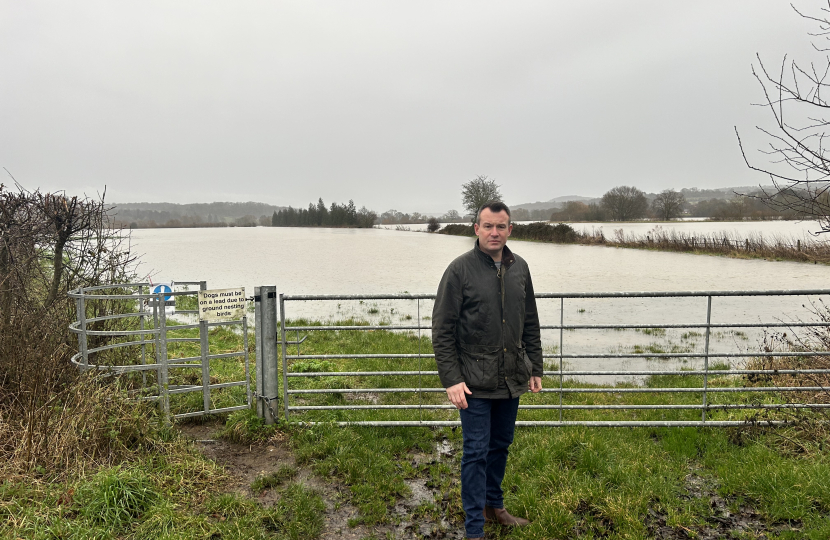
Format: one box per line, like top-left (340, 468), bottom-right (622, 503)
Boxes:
top-left (3, 319), bottom-right (829, 539)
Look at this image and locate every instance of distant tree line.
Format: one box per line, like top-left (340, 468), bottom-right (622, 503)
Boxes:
top-left (112, 214), bottom-right (269, 229)
top-left (543, 186), bottom-right (810, 222)
top-left (271, 198), bottom-right (377, 228)
top-left (378, 208), bottom-right (466, 225)
top-left (439, 222), bottom-right (580, 243)
top-left (511, 207), bottom-right (559, 221)
top-left (110, 201), bottom-right (283, 228)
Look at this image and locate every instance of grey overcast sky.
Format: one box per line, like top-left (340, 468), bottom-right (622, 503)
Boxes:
top-left (0, 1), bottom-right (821, 213)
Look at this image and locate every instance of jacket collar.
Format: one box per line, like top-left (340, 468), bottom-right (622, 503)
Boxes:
top-left (474, 240), bottom-right (516, 267)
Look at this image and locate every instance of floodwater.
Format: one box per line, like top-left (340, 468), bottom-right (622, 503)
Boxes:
top-left (130, 225), bottom-right (830, 381)
top-left (398, 219), bottom-right (827, 239)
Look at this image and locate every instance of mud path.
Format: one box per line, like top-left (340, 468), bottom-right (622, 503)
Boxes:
top-left (646, 465), bottom-right (802, 540)
top-left (179, 422), bottom-right (465, 539)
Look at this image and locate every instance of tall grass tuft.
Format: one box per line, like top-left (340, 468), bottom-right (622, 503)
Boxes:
top-left (0, 355), bottom-right (167, 480)
top-left (76, 466), bottom-right (158, 528)
top-left (220, 408), bottom-right (277, 444)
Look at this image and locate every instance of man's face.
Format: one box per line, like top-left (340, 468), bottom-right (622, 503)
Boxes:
top-left (474, 208), bottom-right (512, 259)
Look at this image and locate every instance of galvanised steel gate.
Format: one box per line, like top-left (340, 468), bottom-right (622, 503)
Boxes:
top-left (279, 290), bottom-right (830, 427)
top-left (69, 281), bottom-right (251, 421)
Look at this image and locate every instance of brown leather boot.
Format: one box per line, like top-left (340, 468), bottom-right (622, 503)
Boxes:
top-left (484, 505), bottom-right (530, 526)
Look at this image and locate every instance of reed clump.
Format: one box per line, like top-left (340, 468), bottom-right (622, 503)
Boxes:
top-left (609, 225), bottom-right (830, 263)
top-left (439, 221), bottom-right (830, 263)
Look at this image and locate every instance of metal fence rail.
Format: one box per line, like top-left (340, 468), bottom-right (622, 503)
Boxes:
top-left (279, 290), bottom-right (830, 427)
top-left (69, 281), bottom-right (251, 422)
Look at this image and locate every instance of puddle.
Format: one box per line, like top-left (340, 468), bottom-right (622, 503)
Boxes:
top-left (436, 439), bottom-right (454, 457)
top-left (406, 478), bottom-right (433, 505)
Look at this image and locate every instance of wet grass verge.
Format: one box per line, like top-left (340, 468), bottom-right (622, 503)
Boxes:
top-left (273, 321), bottom-right (830, 538)
top-left (4, 320), bottom-right (830, 539)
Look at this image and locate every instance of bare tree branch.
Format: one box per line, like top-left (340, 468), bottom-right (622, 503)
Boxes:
top-left (736, 5), bottom-right (830, 234)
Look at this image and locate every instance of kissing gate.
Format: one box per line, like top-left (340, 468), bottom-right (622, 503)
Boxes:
top-left (69, 281), bottom-right (252, 421)
top-left (70, 283), bottom-right (830, 427)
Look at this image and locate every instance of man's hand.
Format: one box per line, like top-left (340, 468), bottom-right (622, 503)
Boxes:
top-left (528, 376), bottom-right (542, 393)
top-left (446, 381), bottom-right (472, 409)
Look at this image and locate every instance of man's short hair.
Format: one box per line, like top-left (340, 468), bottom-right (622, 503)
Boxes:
top-left (476, 201), bottom-right (511, 224)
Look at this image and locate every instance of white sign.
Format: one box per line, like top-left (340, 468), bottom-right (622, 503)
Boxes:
top-left (198, 288), bottom-right (246, 322)
top-left (149, 282), bottom-right (175, 309)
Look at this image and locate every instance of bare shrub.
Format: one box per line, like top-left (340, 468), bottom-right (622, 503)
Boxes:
top-left (743, 302), bottom-right (830, 453)
top-left (0, 182), bottom-right (143, 476)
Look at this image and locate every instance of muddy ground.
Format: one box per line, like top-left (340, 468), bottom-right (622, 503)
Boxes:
top-left (179, 421), bottom-right (465, 539)
top-left (180, 423), bottom-right (801, 539)
top-left (645, 465), bottom-right (803, 540)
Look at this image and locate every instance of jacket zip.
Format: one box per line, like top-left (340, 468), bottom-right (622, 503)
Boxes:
top-left (498, 264), bottom-right (506, 380)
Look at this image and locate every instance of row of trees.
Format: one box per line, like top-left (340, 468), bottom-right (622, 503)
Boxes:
top-left (456, 5), bottom-right (830, 231)
top-left (378, 209), bottom-right (466, 225)
top-left (271, 198), bottom-right (377, 228)
top-left (459, 177), bottom-right (769, 223)
top-left (118, 214), bottom-right (271, 228)
top-left (546, 186), bottom-right (803, 222)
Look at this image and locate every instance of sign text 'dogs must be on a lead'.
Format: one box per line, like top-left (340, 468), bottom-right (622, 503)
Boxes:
top-left (198, 288), bottom-right (246, 322)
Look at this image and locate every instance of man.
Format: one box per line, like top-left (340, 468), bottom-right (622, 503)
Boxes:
top-left (432, 201), bottom-right (543, 540)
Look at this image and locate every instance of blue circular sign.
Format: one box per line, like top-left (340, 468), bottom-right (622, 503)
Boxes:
top-left (152, 284), bottom-right (173, 301)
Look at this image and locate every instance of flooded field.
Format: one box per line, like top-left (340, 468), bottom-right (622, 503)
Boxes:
top-left (131, 226), bottom-right (830, 381)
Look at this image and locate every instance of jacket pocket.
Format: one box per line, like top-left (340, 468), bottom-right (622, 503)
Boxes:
top-left (459, 344), bottom-right (500, 391)
top-left (514, 347), bottom-right (532, 385)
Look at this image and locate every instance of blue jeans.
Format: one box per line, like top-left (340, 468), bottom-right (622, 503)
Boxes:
top-left (458, 396), bottom-right (520, 538)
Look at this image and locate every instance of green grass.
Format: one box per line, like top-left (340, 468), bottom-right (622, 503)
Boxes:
top-left (76, 466), bottom-right (159, 529)
top-left (123, 315), bottom-right (252, 416)
top-left (5, 316), bottom-right (830, 539)
top-left (635, 326), bottom-right (667, 337)
top-left (262, 483), bottom-right (326, 540)
top-left (274, 319), bottom-right (830, 537)
top-left (174, 287), bottom-right (198, 312)
top-left (251, 465), bottom-right (298, 493)
top-left (0, 456), bottom-right (326, 540)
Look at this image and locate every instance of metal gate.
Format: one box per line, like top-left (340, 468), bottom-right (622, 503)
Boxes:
top-left (278, 290), bottom-right (830, 427)
top-left (69, 281), bottom-right (251, 421)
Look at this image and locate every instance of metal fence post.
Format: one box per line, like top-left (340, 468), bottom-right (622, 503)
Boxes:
top-left (255, 287), bottom-right (264, 419)
top-left (260, 286), bottom-right (279, 425)
top-left (280, 293), bottom-right (289, 422)
top-left (75, 287), bottom-right (88, 368)
top-left (559, 297), bottom-right (564, 422)
top-left (152, 299), bottom-right (160, 397)
top-left (243, 315), bottom-right (251, 407)
top-left (702, 295), bottom-right (712, 423)
top-left (138, 285), bottom-right (146, 386)
top-left (417, 298), bottom-right (423, 423)
top-left (199, 281), bottom-right (211, 415)
top-left (158, 291), bottom-right (170, 424)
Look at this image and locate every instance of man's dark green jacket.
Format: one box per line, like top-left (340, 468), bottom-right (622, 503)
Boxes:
top-left (432, 241), bottom-right (544, 399)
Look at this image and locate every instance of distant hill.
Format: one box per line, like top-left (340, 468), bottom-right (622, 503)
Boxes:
top-left (513, 186), bottom-right (774, 211)
top-left (513, 195), bottom-right (598, 211)
top-left (110, 201), bottom-right (286, 224)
